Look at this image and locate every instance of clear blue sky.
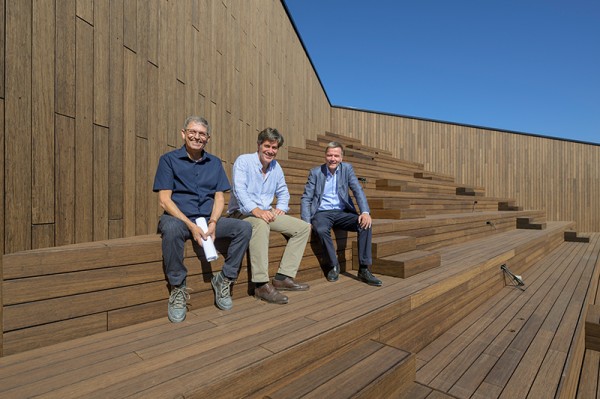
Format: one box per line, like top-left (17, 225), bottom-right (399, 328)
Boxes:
top-left (284, 0), bottom-right (600, 144)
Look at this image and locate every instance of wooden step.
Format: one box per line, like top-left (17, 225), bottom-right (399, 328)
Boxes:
top-left (370, 209), bottom-right (427, 220)
top-left (353, 235), bottom-right (417, 259)
top-left (254, 339), bottom-right (415, 399)
top-left (565, 230), bottom-right (591, 243)
top-left (586, 304), bottom-right (600, 351)
top-left (498, 201), bottom-right (523, 211)
top-left (414, 171), bottom-right (454, 183)
top-left (368, 250), bottom-right (441, 278)
top-left (517, 217), bottom-right (547, 230)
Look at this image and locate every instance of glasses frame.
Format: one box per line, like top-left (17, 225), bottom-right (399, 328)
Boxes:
top-left (185, 129), bottom-right (210, 139)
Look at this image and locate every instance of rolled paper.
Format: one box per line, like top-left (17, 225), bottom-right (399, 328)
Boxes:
top-left (195, 217), bottom-right (219, 262)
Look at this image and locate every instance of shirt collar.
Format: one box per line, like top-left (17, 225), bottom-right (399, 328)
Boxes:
top-left (254, 152), bottom-right (275, 172)
top-left (176, 145), bottom-right (206, 162)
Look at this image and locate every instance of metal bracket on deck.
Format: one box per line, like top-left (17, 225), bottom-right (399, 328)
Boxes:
top-left (501, 264), bottom-right (525, 290)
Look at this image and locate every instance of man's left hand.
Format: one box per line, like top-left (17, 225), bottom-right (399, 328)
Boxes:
top-left (358, 213), bottom-right (372, 229)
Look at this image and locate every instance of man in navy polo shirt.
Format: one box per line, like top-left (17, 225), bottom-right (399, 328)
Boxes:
top-left (153, 116), bottom-right (252, 322)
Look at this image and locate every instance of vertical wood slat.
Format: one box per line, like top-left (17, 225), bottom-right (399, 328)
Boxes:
top-left (5, 0), bottom-right (32, 253)
top-left (93, 125), bottom-right (109, 241)
top-left (0, 0), bottom-right (5, 98)
top-left (55, 114), bottom-right (75, 247)
top-left (123, 48), bottom-right (137, 237)
top-left (75, 18), bottom-right (94, 243)
top-left (93, 0), bottom-right (110, 127)
top-left (75, 0), bottom-right (93, 24)
top-left (123, 0), bottom-right (136, 52)
top-left (31, 0), bottom-right (55, 227)
top-left (55, 0), bottom-right (76, 117)
top-left (108, 0), bottom-right (124, 236)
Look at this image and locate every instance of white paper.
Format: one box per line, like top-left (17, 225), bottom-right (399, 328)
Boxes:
top-left (195, 218), bottom-right (219, 262)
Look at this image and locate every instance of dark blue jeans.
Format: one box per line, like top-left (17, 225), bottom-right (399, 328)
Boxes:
top-left (311, 210), bottom-right (372, 268)
top-left (158, 214), bottom-right (252, 286)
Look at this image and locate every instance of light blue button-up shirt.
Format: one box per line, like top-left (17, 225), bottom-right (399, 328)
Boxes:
top-left (318, 167), bottom-right (342, 211)
top-left (228, 152), bottom-right (290, 215)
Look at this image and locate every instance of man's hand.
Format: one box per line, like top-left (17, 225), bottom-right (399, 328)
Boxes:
top-left (191, 223), bottom-right (208, 246)
top-left (252, 208), bottom-right (276, 223)
top-left (358, 213), bottom-right (372, 229)
top-left (271, 208), bottom-right (286, 216)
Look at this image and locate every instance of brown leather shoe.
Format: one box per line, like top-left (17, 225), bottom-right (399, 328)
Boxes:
top-left (254, 283), bottom-right (288, 304)
top-left (272, 276), bottom-right (310, 291)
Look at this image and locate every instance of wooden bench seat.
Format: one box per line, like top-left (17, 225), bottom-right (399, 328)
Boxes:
top-left (0, 222), bottom-right (579, 398)
top-left (416, 233), bottom-right (600, 399)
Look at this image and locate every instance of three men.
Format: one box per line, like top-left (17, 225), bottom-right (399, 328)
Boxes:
top-left (301, 142), bottom-right (382, 287)
top-left (229, 128), bottom-right (311, 304)
top-left (154, 119), bottom-right (379, 322)
top-left (153, 116), bottom-right (252, 322)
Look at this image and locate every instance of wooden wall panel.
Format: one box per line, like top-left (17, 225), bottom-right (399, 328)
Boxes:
top-left (330, 107), bottom-right (600, 232)
top-left (123, 48), bottom-right (137, 238)
top-left (93, 125), bottom-right (109, 241)
top-left (108, 0), bottom-right (124, 236)
top-left (76, 0), bottom-right (93, 24)
top-left (55, 0), bottom-right (76, 117)
top-left (0, 0), bottom-right (330, 255)
top-left (5, 0), bottom-right (32, 253)
top-left (32, 0), bottom-right (55, 230)
top-left (55, 114), bottom-right (75, 246)
top-left (93, 0), bottom-right (109, 126)
top-left (75, 18), bottom-right (94, 244)
top-left (0, 0), bottom-right (5, 98)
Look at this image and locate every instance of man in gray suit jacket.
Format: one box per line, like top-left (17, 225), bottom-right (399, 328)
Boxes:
top-left (300, 142), bottom-right (382, 286)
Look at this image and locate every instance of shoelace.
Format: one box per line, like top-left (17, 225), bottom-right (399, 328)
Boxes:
top-left (170, 287), bottom-right (191, 309)
top-left (218, 279), bottom-right (232, 298)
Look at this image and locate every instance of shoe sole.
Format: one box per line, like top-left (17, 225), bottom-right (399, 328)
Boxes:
top-left (254, 295), bottom-right (288, 304)
top-left (272, 286), bottom-right (310, 291)
top-left (168, 313), bottom-right (186, 323)
top-left (359, 278), bottom-right (382, 287)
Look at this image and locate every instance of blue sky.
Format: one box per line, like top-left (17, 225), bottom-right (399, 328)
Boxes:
top-left (284, 0), bottom-right (600, 144)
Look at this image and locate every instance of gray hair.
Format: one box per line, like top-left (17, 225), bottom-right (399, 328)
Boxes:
top-left (325, 141), bottom-right (344, 155)
top-left (257, 127), bottom-right (284, 148)
top-left (183, 116), bottom-right (211, 136)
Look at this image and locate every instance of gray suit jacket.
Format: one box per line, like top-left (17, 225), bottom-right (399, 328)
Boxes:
top-left (300, 162), bottom-right (369, 223)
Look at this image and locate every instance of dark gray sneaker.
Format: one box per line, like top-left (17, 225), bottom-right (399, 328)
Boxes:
top-left (211, 272), bottom-right (234, 310)
top-left (168, 285), bottom-right (190, 323)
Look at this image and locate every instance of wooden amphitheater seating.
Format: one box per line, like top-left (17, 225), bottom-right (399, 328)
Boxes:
top-left (1, 130), bottom-right (598, 397)
top-left (0, 220), bottom-right (583, 398)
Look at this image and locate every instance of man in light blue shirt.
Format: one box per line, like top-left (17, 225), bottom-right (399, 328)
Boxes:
top-left (229, 128), bottom-right (311, 304)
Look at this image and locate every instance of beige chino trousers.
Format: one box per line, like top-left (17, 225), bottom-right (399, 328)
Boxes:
top-left (231, 213), bottom-right (310, 283)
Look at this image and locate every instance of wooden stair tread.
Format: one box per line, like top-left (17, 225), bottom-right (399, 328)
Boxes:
top-left (258, 339), bottom-right (414, 399)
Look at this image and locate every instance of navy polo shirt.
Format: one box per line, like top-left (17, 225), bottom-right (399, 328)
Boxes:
top-left (153, 145), bottom-right (231, 220)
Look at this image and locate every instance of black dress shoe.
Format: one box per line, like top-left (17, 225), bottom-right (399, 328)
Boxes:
top-left (358, 268), bottom-right (382, 287)
top-left (326, 264), bottom-right (340, 282)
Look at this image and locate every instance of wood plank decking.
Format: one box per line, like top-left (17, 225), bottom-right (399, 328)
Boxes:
top-left (0, 223), bottom-right (592, 398)
top-left (417, 233), bottom-right (600, 399)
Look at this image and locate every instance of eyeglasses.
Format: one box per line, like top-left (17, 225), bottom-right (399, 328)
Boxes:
top-left (185, 129), bottom-right (210, 139)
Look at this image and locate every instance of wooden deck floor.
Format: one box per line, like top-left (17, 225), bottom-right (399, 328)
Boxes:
top-left (417, 233), bottom-right (600, 399)
top-left (0, 224), bottom-right (595, 398)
